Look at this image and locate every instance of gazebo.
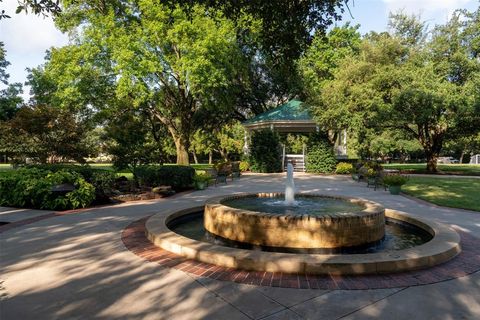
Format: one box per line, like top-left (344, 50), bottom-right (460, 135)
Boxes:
top-left (242, 100), bottom-right (319, 133)
top-left (242, 99), bottom-right (347, 171)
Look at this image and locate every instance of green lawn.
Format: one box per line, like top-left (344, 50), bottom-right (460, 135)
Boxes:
top-left (0, 164), bottom-right (12, 171)
top-left (383, 163), bottom-right (480, 176)
top-left (402, 177), bottom-right (480, 212)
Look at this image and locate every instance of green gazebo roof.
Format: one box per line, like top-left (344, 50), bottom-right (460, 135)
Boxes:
top-left (242, 99), bottom-right (317, 133)
top-left (243, 99), bottom-right (312, 124)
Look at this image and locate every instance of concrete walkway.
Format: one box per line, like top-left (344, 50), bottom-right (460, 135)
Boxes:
top-left (1, 173), bottom-right (479, 320)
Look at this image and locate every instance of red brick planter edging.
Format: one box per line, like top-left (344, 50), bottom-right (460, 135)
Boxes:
top-left (122, 216), bottom-right (480, 290)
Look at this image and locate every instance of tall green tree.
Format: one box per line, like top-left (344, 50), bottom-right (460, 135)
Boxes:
top-left (53, 2), bottom-right (248, 165)
top-left (1, 105), bottom-right (92, 163)
top-left (308, 11), bottom-right (480, 172)
top-left (0, 42), bottom-right (23, 121)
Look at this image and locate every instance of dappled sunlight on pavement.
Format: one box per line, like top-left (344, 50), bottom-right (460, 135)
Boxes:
top-left (1, 173), bottom-right (479, 319)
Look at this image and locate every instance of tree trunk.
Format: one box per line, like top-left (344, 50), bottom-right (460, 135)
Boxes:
top-left (208, 151), bottom-right (213, 165)
top-left (219, 149), bottom-right (228, 162)
top-left (426, 153), bottom-right (438, 173)
top-left (174, 139), bottom-right (189, 165)
top-left (459, 150), bottom-right (465, 164)
top-left (192, 152), bottom-right (198, 164)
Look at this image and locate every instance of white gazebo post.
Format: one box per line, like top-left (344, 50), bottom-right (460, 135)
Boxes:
top-left (243, 129), bottom-right (250, 155)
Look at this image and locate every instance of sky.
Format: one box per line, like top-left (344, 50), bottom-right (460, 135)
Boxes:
top-left (0, 0), bottom-right (479, 100)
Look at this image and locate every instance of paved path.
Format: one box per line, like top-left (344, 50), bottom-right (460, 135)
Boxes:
top-left (1, 173), bottom-right (479, 320)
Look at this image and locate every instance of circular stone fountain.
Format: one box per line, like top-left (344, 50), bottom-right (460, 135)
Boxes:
top-left (143, 155), bottom-right (460, 276)
top-left (145, 193), bottom-right (461, 275)
top-left (204, 193), bottom-right (385, 249)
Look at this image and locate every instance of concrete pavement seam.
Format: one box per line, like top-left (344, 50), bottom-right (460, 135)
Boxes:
top-left (189, 274), bottom-right (256, 320)
top-left (335, 287), bottom-right (408, 320)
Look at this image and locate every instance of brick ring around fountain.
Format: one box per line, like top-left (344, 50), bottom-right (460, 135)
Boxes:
top-left (145, 193), bottom-right (461, 275)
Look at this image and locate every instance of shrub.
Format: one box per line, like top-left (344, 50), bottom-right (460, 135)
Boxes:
top-left (360, 161), bottom-right (383, 171)
top-left (26, 164), bottom-right (116, 203)
top-left (239, 161), bottom-right (250, 172)
top-left (335, 162), bottom-right (353, 174)
top-left (135, 165), bottom-right (195, 190)
top-left (193, 172), bottom-right (211, 183)
top-left (0, 168), bottom-right (95, 210)
top-left (249, 130), bottom-right (282, 173)
top-left (306, 136), bottom-right (336, 174)
top-left (26, 164), bottom-right (98, 181)
top-left (383, 174), bottom-right (409, 186)
top-left (90, 171), bottom-right (117, 202)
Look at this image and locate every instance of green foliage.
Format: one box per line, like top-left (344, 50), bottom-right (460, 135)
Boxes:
top-left (0, 42), bottom-right (23, 122)
top-left (279, 134), bottom-right (308, 154)
top-left (104, 107), bottom-right (170, 178)
top-left (10, 0), bottom-right (61, 18)
top-left (134, 165), bottom-right (195, 190)
top-left (239, 161), bottom-right (250, 172)
top-left (300, 23), bottom-right (361, 94)
top-left (193, 172), bottom-right (211, 183)
top-left (306, 135), bottom-right (336, 174)
top-left (90, 171), bottom-right (117, 201)
top-left (311, 10), bottom-right (480, 172)
top-left (0, 168), bottom-right (95, 210)
top-left (191, 122), bottom-right (244, 162)
top-left (25, 164), bottom-right (116, 202)
top-left (335, 162), bottom-right (353, 174)
top-left (1, 105), bottom-right (92, 163)
top-left (26, 164), bottom-right (96, 180)
top-left (383, 174), bottom-right (409, 186)
top-left (249, 130), bottom-right (282, 173)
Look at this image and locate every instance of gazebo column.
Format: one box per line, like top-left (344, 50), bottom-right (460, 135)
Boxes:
top-left (243, 129), bottom-right (250, 155)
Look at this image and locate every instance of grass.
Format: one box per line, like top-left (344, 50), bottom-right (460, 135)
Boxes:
top-left (0, 164), bottom-right (12, 171)
top-left (402, 176), bottom-right (480, 212)
top-left (383, 163), bottom-right (480, 176)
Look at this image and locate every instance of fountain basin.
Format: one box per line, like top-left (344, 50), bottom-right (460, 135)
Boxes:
top-left (145, 206), bottom-right (461, 275)
top-left (204, 193), bottom-right (385, 249)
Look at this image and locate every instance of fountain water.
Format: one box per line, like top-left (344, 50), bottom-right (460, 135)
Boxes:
top-left (285, 162), bottom-right (295, 205)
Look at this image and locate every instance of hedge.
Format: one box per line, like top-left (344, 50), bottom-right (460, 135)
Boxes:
top-left (249, 130), bottom-right (282, 173)
top-left (135, 165), bottom-right (195, 190)
top-left (306, 135), bottom-right (336, 174)
top-left (0, 168), bottom-right (95, 210)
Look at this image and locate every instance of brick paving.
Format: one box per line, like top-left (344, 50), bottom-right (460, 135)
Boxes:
top-left (122, 216), bottom-right (480, 290)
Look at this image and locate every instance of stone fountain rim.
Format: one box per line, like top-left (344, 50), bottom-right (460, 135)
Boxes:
top-left (145, 194), bottom-right (461, 275)
top-left (207, 192), bottom-right (384, 220)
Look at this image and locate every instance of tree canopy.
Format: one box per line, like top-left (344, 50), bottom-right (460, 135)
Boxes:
top-left (303, 10), bottom-right (480, 171)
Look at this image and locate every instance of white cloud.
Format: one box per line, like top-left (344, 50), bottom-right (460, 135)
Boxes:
top-left (382, 0), bottom-right (472, 20)
top-left (0, 0), bottom-right (68, 98)
top-left (0, 0), bottom-right (68, 53)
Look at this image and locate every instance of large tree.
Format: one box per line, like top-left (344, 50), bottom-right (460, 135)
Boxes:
top-left (1, 105), bottom-right (92, 163)
top-left (0, 42), bottom-right (23, 121)
top-left (50, 2), bottom-right (248, 164)
top-left (306, 11), bottom-right (480, 172)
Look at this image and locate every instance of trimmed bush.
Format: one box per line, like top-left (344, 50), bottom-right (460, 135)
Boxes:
top-left (335, 162), bottom-right (354, 174)
top-left (383, 174), bottom-right (409, 186)
top-left (135, 165), bottom-right (195, 190)
top-left (0, 168), bottom-right (95, 210)
top-left (306, 136), bottom-right (336, 174)
top-left (26, 164), bottom-right (116, 203)
top-left (239, 161), bottom-right (249, 172)
top-left (249, 130), bottom-right (282, 173)
top-left (26, 164), bottom-right (99, 181)
top-left (90, 171), bottom-right (117, 202)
